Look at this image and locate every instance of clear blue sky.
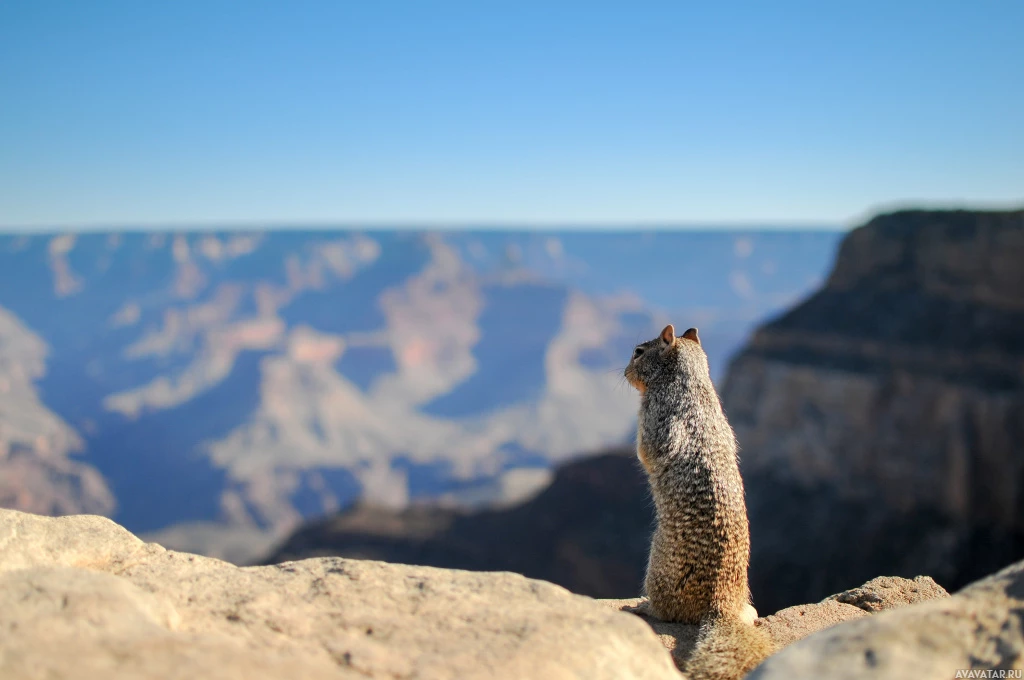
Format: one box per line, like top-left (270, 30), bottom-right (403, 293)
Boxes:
top-left (1, 1), bottom-right (1022, 229)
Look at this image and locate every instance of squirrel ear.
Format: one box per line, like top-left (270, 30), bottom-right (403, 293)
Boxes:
top-left (660, 325), bottom-right (675, 345)
top-left (682, 327), bottom-right (700, 345)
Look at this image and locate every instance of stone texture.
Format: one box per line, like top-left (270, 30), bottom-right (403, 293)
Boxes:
top-left (756, 599), bottom-right (868, 649)
top-left (826, 575), bottom-right (949, 613)
top-left (603, 598), bottom-right (869, 670)
top-left (0, 508), bottom-right (680, 680)
top-left (719, 209), bottom-right (1024, 611)
top-left (603, 572), bottom-right (953, 672)
top-left (601, 598), bottom-right (867, 669)
top-left (749, 559), bottom-right (1024, 679)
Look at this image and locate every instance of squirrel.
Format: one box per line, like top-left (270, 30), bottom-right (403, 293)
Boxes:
top-left (625, 324), bottom-right (774, 680)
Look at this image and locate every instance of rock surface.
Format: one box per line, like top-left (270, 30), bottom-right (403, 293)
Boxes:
top-left (720, 209), bottom-right (1024, 611)
top-left (756, 599), bottom-right (868, 649)
top-left (0, 508), bottom-right (680, 680)
top-left (602, 574), bottom-right (949, 670)
top-left (826, 575), bottom-right (949, 613)
top-left (750, 559), bottom-right (1024, 679)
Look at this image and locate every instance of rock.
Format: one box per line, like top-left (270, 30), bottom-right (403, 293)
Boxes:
top-left (719, 209), bottom-right (1024, 611)
top-left (602, 598), bottom-right (868, 669)
top-left (826, 575), bottom-right (949, 613)
top-left (603, 596), bottom-right (870, 670)
top-left (603, 572), bottom-right (952, 672)
top-left (601, 598), bottom-right (699, 669)
top-left (749, 559), bottom-right (1024, 679)
top-left (0, 307), bottom-right (114, 518)
top-left (757, 599), bottom-right (868, 649)
top-left (0, 508), bottom-right (680, 680)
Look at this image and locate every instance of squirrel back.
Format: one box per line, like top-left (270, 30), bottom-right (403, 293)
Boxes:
top-left (625, 324), bottom-right (774, 679)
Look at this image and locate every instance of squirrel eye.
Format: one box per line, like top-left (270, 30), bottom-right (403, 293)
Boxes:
top-left (633, 347), bottom-right (644, 358)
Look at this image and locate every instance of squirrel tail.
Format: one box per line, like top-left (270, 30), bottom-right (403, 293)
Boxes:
top-left (684, 610), bottom-right (775, 680)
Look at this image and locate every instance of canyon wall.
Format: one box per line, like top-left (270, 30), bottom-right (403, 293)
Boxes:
top-left (721, 209), bottom-right (1024, 611)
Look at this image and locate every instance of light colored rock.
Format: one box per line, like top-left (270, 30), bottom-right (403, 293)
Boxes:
top-left (604, 574), bottom-right (952, 673)
top-left (0, 508), bottom-right (147, 571)
top-left (826, 575), bottom-right (949, 613)
top-left (0, 509), bottom-right (680, 680)
top-left (757, 599), bottom-right (868, 649)
top-left (603, 596), bottom-right (870, 670)
top-left (749, 559), bottom-right (1024, 679)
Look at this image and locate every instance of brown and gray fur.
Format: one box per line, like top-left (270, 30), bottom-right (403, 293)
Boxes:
top-left (625, 325), bottom-right (774, 680)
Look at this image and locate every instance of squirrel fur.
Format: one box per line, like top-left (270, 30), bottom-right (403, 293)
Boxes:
top-left (625, 324), bottom-right (774, 680)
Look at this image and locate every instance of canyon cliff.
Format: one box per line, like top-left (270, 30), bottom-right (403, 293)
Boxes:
top-left (723, 209), bottom-right (1024, 611)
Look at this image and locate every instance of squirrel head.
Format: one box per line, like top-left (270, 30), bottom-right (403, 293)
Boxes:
top-left (624, 324), bottom-right (708, 393)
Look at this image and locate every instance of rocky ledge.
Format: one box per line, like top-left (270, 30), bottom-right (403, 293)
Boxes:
top-left (0, 508), bottom-right (677, 680)
top-left (4, 508), bottom-right (1023, 678)
top-left (604, 575), bottom-right (951, 671)
top-left (751, 560), bottom-right (1024, 679)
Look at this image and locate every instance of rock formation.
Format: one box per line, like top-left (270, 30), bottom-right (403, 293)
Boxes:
top-left (721, 209), bottom-right (1024, 612)
top-left (0, 306), bottom-right (114, 517)
top-left (0, 507), bottom-right (679, 680)
top-left (604, 575), bottom-right (949, 671)
top-left (6, 505), bottom-right (991, 679)
top-left (750, 560), bottom-right (1024, 678)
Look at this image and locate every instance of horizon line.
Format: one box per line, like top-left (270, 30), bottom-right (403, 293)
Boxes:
top-left (0, 220), bottom-right (851, 235)
top-left (3, 200), bottom-right (1020, 234)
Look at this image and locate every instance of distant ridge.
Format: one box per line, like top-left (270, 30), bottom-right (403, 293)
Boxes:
top-left (0, 228), bottom-right (840, 563)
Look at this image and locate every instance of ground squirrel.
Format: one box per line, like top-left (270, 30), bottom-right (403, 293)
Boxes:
top-left (625, 324), bottom-right (774, 679)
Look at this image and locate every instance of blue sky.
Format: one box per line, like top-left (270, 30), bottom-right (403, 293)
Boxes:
top-left (1, 1), bottom-right (1022, 229)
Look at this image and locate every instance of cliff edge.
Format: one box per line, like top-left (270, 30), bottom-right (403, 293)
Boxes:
top-left (0, 507), bottom-right (679, 680)
top-left (722, 209), bottom-right (1024, 611)
top-left (8, 506), bottom-right (1019, 679)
